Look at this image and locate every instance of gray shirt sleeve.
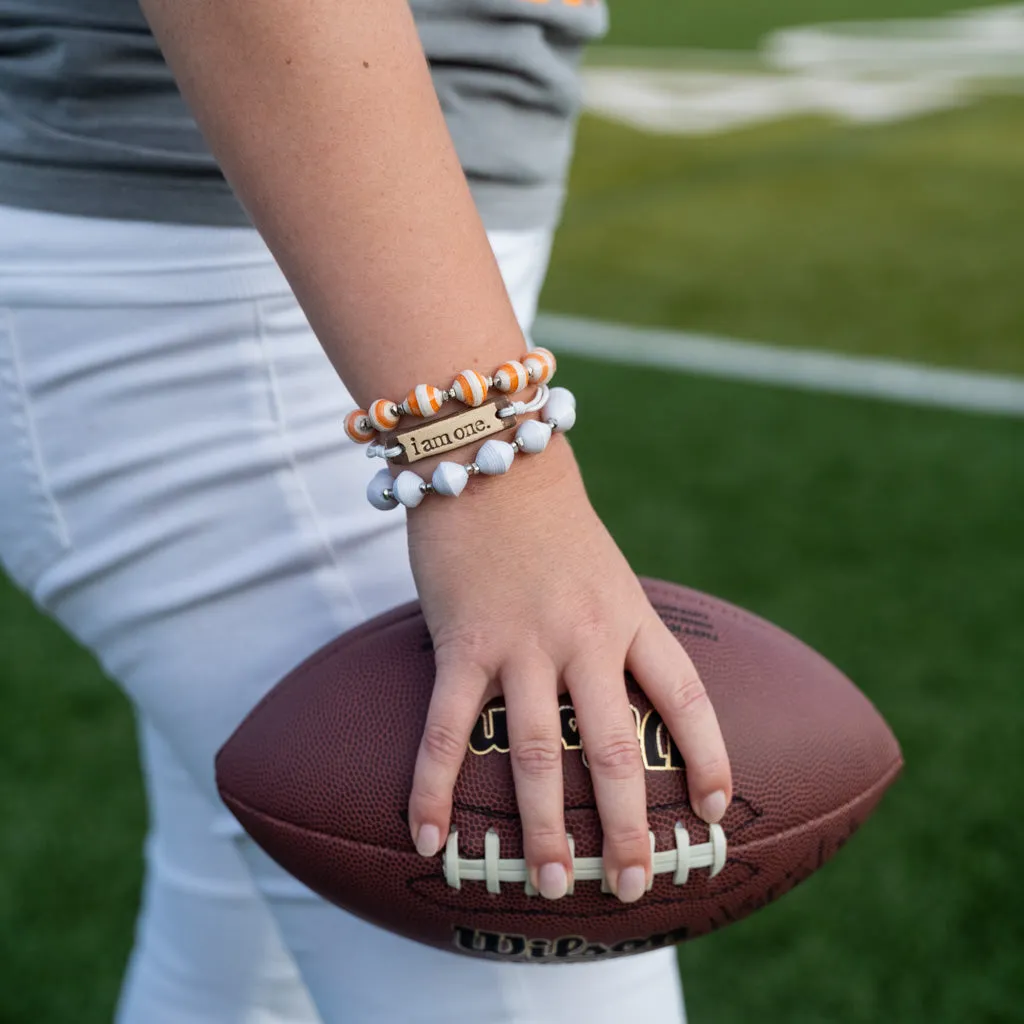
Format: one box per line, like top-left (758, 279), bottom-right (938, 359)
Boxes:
top-left (0, 0), bottom-right (607, 229)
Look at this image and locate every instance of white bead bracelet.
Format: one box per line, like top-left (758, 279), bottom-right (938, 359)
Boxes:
top-left (365, 386), bottom-right (576, 511)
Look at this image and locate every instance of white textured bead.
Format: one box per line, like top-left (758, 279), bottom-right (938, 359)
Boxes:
top-left (515, 418), bottom-right (552, 454)
top-left (366, 468), bottom-right (399, 511)
top-left (542, 387), bottom-right (576, 433)
top-left (431, 461), bottom-right (470, 497)
top-left (549, 386), bottom-right (576, 410)
top-left (475, 439), bottom-right (516, 475)
top-left (393, 470), bottom-right (427, 508)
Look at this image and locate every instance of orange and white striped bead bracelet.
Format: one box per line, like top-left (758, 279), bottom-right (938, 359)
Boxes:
top-left (365, 386), bottom-right (576, 511)
top-left (344, 348), bottom-right (556, 443)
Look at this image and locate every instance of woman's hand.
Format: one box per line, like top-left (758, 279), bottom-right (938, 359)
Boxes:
top-left (406, 435), bottom-right (732, 903)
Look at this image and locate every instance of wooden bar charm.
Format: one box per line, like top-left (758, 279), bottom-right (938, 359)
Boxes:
top-left (384, 399), bottom-right (516, 466)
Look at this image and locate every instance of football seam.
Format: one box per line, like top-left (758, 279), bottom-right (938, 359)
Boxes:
top-left (218, 754), bottom-right (902, 864)
top-left (712, 754), bottom-right (902, 855)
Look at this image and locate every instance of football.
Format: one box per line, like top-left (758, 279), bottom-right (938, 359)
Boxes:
top-left (215, 577), bottom-right (902, 962)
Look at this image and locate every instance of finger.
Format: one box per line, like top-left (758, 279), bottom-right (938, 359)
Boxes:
top-left (627, 613), bottom-right (732, 824)
top-left (408, 652), bottom-right (489, 858)
top-left (502, 656), bottom-right (572, 900)
top-left (565, 651), bottom-right (651, 904)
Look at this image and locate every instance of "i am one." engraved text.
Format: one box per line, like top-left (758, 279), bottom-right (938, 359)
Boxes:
top-left (388, 400), bottom-right (513, 465)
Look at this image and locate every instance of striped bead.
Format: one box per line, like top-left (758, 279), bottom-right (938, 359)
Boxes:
top-left (403, 384), bottom-right (444, 418)
top-left (344, 409), bottom-right (375, 444)
top-left (368, 398), bottom-right (401, 432)
top-left (493, 360), bottom-right (529, 394)
top-left (450, 369), bottom-right (489, 407)
top-left (523, 347), bottom-right (556, 385)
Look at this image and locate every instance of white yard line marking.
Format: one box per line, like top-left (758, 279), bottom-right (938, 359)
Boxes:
top-left (533, 313), bottom-right (1024, 418)
top-left (582, 5), bottom-right (1024, 136)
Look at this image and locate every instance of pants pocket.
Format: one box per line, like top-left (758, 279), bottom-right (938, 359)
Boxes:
top-left (0, 306), bottom-right (70, 595)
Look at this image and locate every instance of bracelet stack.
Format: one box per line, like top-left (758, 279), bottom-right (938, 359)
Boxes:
top-left (366, 385), bottom-right (576, 510)
top-left (342, 347), bottom-right (577, 511)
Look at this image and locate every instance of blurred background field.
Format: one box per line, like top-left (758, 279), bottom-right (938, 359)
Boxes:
top-left (603, 0), bottom-right (1002, 48)
top-left (2, 2), bottom-right (1022, 1022)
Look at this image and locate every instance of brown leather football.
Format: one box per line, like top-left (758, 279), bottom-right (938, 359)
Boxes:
top-left (215, 577), bottom-right (902, 962)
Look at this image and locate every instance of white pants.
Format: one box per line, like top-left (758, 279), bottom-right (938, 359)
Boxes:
top-left (0, 204), bottom-right (685, 1023)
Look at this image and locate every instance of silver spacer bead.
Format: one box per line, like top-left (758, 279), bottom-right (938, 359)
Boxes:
top-left (467, 463), bottom-right (481, 475)
top-left (382, 488), bottom-right (394, 501)
top-left (421, 482), bottom-right (434, 494)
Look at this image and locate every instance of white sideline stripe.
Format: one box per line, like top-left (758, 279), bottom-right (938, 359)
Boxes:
top-left (581, 6), bottom-right (1024, 136)
top-left (533, 313), bottom-right (1024, 418)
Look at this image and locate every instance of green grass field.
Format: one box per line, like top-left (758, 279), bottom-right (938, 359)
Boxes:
top-left (602, 0), bottom-right (1001, 49)
top-left (546, 99), bottom-right (1024, 374)
top-left (2, 1), bottom-right (1023, 1021)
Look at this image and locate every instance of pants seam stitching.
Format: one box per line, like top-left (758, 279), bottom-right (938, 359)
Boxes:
top-left (251, 297), bottom-right (368, 625)
top-left (1, 305), bottom-right (72, 548)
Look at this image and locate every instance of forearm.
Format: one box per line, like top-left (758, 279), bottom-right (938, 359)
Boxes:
top-left (139, 0), bottom-right (526, 409)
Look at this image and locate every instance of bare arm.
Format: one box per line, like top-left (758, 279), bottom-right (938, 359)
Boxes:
top-left (139, 0), bottom-right (522, 408)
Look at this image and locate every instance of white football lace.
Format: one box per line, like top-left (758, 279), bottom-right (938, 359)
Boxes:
top-left (443, 823), bottom-right (726, 894)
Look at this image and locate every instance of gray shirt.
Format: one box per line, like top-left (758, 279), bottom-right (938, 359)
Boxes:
top-left (0, 0), bottom-right (606, 229)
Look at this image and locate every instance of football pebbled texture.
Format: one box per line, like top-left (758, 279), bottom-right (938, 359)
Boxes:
top-left (215, 578), bottom-right (902, 962)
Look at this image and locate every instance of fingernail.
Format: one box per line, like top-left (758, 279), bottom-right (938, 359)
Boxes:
top-left (701, 790), bottom-right (728, 824)
top-left (415, 824), bottom-right (441, 858)
top-left (616, 866), bottom-right (647, 903)
top-left (538, 862), bottom-right (568, 900)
